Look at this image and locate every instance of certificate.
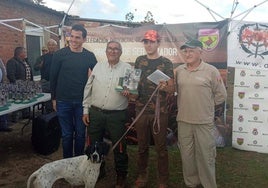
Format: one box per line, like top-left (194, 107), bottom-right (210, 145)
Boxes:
top-left (147, 69), bottom-right (170, 85)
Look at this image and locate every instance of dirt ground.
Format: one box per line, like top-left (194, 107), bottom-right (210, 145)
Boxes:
top-left (0, 119), bottom-right (117, 188)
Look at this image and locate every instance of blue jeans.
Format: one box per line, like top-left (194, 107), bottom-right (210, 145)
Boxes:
top-left (0, 115), bottom-right (8, 128)
top-left (56, 101), bottom-right (86, 158)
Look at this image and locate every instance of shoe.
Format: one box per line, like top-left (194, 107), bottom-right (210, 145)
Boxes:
top-left (185, 184), bottom-right (203, 188)
top-left (0, 127), bottom-right (12, 132)
top-left (159, 184), bottom-right (168, 188)
top-left (97, 162), bottom-right (106, 181)
top-left (134, 173), bottom-right (148, 188)
top-left (115, 175), bottom-right (127, 188)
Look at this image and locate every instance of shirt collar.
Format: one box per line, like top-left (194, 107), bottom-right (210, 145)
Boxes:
top-left (183, 60), bottom-right (205, 71)
top-left (106, 60), bottom-right (122, 69)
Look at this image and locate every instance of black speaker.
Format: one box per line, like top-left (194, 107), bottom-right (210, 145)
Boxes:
top-left (31, 112), bottom-right (61, 155)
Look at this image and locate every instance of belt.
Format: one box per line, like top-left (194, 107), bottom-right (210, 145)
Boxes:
top-left (91, 105), bottom-right (126, 114)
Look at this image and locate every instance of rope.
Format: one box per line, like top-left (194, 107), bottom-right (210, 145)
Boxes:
top-left (153, 89), bottom-right (160, 134)
top-left (112, 85), bottom-right (161, 151)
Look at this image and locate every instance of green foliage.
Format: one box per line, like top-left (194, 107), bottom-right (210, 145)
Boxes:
top-left (125, 12), bottom-right (134, 22)
top-left (125, 10), bottom-right (156, 25)
top-left (142, 11), bottom-right (155, 24)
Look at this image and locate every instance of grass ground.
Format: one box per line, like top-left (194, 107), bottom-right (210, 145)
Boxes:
top-left (125, 145), bottom-right (268, 188)
top-left (1, 122), bottom-right (268, 188)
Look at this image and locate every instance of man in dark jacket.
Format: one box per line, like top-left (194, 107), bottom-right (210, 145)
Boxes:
top-left (34, 39), bottom-right (58, 92)
top-left (34, 39), bottom-right (58, 113)
top-left (6, 47), bottom-right (33, 122)
top-left (6, 47), bottom-right (33, 83)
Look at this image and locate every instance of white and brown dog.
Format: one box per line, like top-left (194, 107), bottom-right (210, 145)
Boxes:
top-left (27, 142), bottom-right (110, 188)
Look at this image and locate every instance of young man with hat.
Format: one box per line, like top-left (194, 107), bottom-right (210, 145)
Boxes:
top-left (176, 38), bottom-right (227, 188)
top-left (133, 30), bottom-right (175, 188)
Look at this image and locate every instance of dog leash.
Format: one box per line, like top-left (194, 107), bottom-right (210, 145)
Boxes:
top-left (153, 88), bottom-right (161, 135)
top-left (112, 85), bottom-right (161, 151)
top-left (86, 126), bottom-right (91, 146)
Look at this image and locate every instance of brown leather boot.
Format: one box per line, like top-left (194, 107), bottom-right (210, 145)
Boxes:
top-left (134, 172), bottom-right (148, 188)
top-left (158, 184), bottom-right (168, 188)
top-left (115, 174), bottom-right (127, 188)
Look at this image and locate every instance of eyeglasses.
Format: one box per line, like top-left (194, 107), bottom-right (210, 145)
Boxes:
top-left (107, 47), bottom-right (121, 52)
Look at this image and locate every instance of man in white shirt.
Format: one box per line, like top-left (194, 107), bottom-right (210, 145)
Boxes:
top-left (83, 41), bottom-right (131, 188)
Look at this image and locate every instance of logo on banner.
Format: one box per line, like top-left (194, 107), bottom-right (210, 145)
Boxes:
top-left (238, 92), bottom-right (245, 99)
top-left (240, 70), bottom-right (246, 77)
top-left (237, 138), bottom-right (244, 145)
top-left (252, 128), bottom-right (258, 135)
top-left (240, 81), bottom-right (246, 86)
top-left (238, 115), bottom-right (244, 122)
top-left (254, 82), bottom-right (260, 89)
top-left (198, 29), bottom-right (219, 51)
top-left (239, 23), bottom-right (268, 59)
top-left (252, 104), bottom-right (259, 111)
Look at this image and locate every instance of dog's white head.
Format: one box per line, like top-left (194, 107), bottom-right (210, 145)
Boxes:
top-left (85, 141), bottom-right (110, 163)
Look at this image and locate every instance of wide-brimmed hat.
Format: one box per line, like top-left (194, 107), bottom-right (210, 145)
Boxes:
top-left (180, 39), bottom-right (203, 50)
top-left (142, 30), bottom-right (160, 42)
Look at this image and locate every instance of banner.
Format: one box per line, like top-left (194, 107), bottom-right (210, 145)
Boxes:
top-left (228, 20), bottom-right (268, 70)
top-left (64, 19), bottom-right (228, 73)
top-left (232, 68), bottom-right (268, 153)
top-left (229, 20), bottom-right (268, 153)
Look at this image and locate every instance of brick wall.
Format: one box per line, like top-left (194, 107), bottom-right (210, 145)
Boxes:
top-left (0, 0), bottom-right (63, 64)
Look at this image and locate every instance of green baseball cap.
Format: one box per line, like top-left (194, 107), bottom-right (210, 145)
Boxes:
top-left (180, 39), bottom-right (203, 50)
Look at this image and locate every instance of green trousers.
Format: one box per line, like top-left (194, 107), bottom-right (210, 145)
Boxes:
top-left (87, 107), bottom-right (128, 176)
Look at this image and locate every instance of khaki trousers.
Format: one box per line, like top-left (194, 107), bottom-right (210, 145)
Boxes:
top-left (177, 121), bottom-right (217, 188)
